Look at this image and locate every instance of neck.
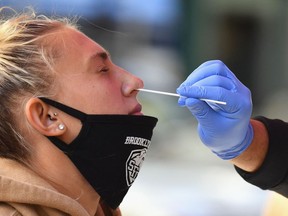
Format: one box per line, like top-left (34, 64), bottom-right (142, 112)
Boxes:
top-left (48, 178), bottom-right (99, 216)
top-left (30, 137), bottom-right (100, 215)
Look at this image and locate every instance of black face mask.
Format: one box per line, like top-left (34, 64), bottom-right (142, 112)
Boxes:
top-left (39, 98), bottom-right (158, 209)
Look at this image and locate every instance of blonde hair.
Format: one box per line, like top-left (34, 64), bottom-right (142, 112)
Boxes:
top-left (0, 8), bottom-right (77, 163)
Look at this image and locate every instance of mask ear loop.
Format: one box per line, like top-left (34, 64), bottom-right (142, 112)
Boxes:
top-left (38, 97), bottom-right (87, 122)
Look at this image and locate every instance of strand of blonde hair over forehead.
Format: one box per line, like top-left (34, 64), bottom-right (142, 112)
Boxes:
top-left (0, 7), bottom-right (78, 164)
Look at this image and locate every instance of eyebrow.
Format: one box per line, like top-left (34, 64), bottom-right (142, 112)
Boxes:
top-left (89, 50), bottom-right (111, 62)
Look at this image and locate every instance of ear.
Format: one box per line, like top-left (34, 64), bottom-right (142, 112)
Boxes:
top-left (25, 98), bottom-right (66, 136)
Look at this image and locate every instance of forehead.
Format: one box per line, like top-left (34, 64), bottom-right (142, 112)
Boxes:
top-left (57, 27), bottom-right (107, 59)
top-left (51, 28), bottom-right (109, 71)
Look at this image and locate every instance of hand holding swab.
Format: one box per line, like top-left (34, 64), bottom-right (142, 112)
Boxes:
top-left (137, 88), bottom-right (227, 105)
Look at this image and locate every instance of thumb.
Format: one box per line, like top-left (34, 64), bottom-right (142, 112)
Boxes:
top-left (184, 97), bottom-right (211, 120)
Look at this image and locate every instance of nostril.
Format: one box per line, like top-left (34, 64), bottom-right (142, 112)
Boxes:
top-left (122, 76), bottom-right (144, 96)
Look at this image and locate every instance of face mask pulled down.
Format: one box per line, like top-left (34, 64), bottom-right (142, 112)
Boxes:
top-left (40, 98), bottom-right (158, 209)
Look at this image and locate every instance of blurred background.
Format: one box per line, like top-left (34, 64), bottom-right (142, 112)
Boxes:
top-left (1, 0), bottom-right (288, 215)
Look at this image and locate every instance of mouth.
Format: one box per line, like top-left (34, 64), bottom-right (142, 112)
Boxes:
top-left (129, 104), bottom-right (143, 115)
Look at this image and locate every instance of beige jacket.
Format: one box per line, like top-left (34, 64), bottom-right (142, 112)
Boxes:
top-left (0, 158), bottom-right (100, 216)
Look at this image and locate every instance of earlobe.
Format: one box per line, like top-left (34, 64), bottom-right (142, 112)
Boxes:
top-left (25, 98), bottom-right (66, 136)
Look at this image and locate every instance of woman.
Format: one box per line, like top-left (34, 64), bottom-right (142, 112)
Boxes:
top-left (0, 8), bottom-right (157, 216)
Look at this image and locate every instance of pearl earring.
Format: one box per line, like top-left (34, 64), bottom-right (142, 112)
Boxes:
top-left (58, 123), bottom-right (65, 130)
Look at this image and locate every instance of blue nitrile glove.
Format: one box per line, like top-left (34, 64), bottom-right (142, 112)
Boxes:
top-left (176, 60), bottom-right (253, 160)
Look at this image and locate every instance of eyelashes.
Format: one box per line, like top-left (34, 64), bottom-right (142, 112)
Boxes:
top-left (100, 67), bottom-right (109, 73)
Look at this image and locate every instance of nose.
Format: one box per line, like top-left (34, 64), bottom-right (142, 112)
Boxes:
top-left (121, 69), bottom-right (144, 97)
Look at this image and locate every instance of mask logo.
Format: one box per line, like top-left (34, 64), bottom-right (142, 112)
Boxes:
top-left (126, 149), bottom-right (147, 186)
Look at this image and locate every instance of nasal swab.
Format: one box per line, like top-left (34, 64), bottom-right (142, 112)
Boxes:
top-left (137, 88), bottom-right (227, 105)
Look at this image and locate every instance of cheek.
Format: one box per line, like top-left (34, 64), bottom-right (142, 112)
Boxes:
top-left (92, 99), bottom-right (126, 114)
top-left (89, 84), bottom-right (126, 114)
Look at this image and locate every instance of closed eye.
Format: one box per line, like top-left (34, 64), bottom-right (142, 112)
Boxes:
top-left (100, 66), bottom-right (109, 73)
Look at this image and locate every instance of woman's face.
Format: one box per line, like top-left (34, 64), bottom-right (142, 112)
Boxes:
top-left (52, 27), bottom-right (144, 115)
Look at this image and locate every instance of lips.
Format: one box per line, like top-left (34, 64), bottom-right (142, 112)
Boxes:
top-left (129, 104), bottom-right (143, 115)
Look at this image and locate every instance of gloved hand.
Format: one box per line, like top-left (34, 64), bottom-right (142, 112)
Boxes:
top-left (176, 60), bottom-right (253, 160)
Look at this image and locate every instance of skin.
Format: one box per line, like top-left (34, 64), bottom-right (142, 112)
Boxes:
top-left (24, 27), bottom-right (144, 215)
top-left (22, 26), bottom-right (269, 215)
top-left (235, 122), bottom-right (288, 216)
top-left (231, 119), bottom-right (269, 172)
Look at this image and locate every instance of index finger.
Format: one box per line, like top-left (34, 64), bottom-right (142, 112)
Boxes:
top-left (181, 60), bottom-right (237, 87)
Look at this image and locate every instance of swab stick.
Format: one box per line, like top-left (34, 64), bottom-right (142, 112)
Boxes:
top-left (137, 88), bottom-right (227, 105)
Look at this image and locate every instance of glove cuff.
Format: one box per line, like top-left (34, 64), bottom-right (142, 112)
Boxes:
top-left (213, 123), bottom-right (254, 160)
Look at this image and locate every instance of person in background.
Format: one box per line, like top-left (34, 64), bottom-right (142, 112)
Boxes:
top-left (177, 60), bottom-right (288, 215)
top-left (0, 8), bottom-right (157, 216)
